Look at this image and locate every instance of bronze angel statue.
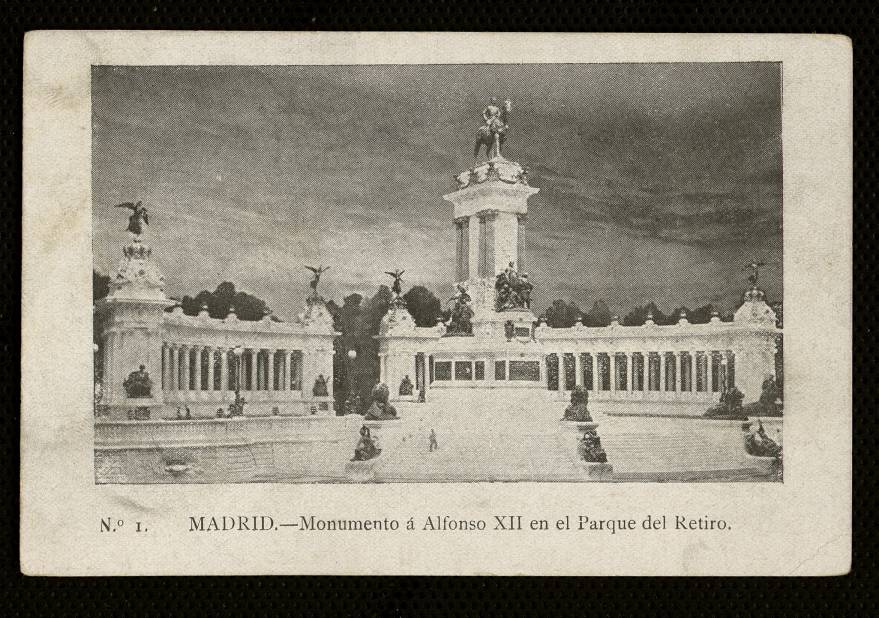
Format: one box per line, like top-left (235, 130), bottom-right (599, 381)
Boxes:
top-left (744, 261), bottom-right (766, 287)
top-left (305, 264), bottom-right (330, 296)
top-left (114, 200), bottom-right (149, 236)
top-left (384, 269), bottom-right (405, 298)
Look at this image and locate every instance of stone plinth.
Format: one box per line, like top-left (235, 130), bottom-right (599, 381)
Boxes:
top-left (582, 462), bottom-right (614, 479)
top-left (445, 157), bottom-right (538, 283)
top-left (345, 459), bottom-right (379, 482)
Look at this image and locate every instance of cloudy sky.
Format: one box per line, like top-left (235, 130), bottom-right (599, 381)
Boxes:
top-left (92, 63), bottom-right (782, 319)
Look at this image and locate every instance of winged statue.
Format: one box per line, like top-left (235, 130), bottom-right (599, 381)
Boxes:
top-left (384, 269), bottom-right (405, 298)
top-left (744, 261), bottom-right (766, 287)
top-left (114, 200), bottom-right (149, 236)
top-left (305, 264), bottom-right (330, 295)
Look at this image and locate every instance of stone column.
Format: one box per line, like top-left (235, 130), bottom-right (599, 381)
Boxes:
top-left (592, 355), bottom-right (599, 392)
top-left (676, 352), bottom-right (683, 393)
top-left (689, 351), bottom-right (698, 393)
top-left (659, 351), bottom-right (666, 393)
top-left (707, 351), bottom-right (714, 393)
top-left (179, 346), bottom-right (189, 392)
top-left (206, 347), bottom-right (215, 392)
top-left (267, 349), bottom-right (276, 392)
top-left (161, 344), bottom-right (170, 392)
top-left (220, 349), bottom-right (229, 398)
top-left (468, 214), bottom-right (480, 281)
top-left (627, 354), bottom-right (634, 392)
top-left (556, 352), bottom-right (563, 391)
top-left (194, 346), bottom-right (204, 392)
top-left (249, 349), bottom-right (257, 391)
top-left (574, 353), bottom-right (583, 387)
top-left (609, 353), bottom-right (617, 392)
top-left (281, 350), bottom-right (289, 393)
top-left (165, 343), bottom-right (177, 392)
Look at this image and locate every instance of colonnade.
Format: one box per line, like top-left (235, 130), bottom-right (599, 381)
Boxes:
top-left (546, 350), bottom-right (736, 398)
top-left (160, 343), bottom-right (304, 395)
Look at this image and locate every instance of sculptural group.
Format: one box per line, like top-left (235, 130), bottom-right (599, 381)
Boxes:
top-left (446, 284), bottom-right (473, 336)
top-left (495, 262), bottom-right (533, 311)
top-left (363, 382), bottom-right (399, 421)
top-left (122, 365), bottom-right (153, 398)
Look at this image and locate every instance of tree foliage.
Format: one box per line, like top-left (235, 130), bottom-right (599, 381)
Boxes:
top-left (93, 270), bottom-right (110, 302)
top-left (402, 285), bottom-right (442, 327)
top-left (178, 281), bottom-right (273, 321)
top-left (544, 299), bottom-right (581, 328)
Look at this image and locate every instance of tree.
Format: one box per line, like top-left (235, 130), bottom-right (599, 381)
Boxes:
top-left (688, 304), bottom-right (715, 324)
top-left (93, 270), bottom-right (110, 302)
top-left (402, 285), bottom-right (442, 327)
top-left (544, 299), bottom-right (581, 328)
top-left (583, 300), bottom-right (612, 327)
top-left (177, 282), bottom-right (270, 321)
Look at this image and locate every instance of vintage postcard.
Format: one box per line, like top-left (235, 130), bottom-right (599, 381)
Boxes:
top-left (21, 32), bottom-right (851, 575)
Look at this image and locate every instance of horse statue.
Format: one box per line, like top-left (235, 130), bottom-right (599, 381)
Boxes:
top-left (474, 98), bottom-right (512, 160)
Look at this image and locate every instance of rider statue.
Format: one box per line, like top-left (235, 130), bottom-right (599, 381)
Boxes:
top-left (474, 97), bottom-right (512, 160)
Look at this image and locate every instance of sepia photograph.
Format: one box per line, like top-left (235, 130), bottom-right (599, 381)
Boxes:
top-left (92, 63), bottom-right (784, 484)
top-left (21, 31), bottom-right (851, 576)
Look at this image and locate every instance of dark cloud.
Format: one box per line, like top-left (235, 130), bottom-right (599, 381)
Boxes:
top-left (93, 63), bottom-right (782, 318)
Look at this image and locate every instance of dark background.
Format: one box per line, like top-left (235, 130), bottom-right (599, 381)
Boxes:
top-left (5, 0), bottom-right (871, 614)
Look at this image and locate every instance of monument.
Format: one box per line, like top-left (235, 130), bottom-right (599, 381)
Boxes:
top-left (377, 100), bottom-right (780, 418)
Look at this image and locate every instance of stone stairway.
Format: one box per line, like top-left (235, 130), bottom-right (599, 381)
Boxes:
top-left (367, 389), bottom-right (753, 481)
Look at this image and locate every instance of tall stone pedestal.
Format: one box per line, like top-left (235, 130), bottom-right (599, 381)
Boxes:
top-left (95, 236), bottom-right (174, 415)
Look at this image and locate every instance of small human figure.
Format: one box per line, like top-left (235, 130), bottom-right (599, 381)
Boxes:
top-left (176, 407), bottom-right (183, 420)
top-left (184, 406), bottom-right (191, 419)
top-left (428, 428), bottom-right (439, 452)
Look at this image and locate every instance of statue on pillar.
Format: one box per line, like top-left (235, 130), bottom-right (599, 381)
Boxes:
top-left (745, 261), bottom-right (766, 288)
top-left (312, 374), bottom-right (329, 397)
top-left (122, 365), bottom-right (153, 398)
top-left (305, 264), bottom-right (330, 300)
top-left (114, 200), bottom-right (149, 237)
top-left (474, 97), bottom-right (512, 160)
top-left (384, 269), bottom-right (406, 302)
top-left (399, 375), bottom-right (414, 396)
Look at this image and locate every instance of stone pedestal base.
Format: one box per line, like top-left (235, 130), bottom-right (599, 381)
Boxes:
top-left (557, 421), bottom-right (599, 448)
top-left (743, 453), bottom-right (779, 474)
top-left (582, 462), bottom-right (614, 479)
top-left (103, 399), bottom-right (166, 422)
top-left (345, 459), bottom-right (378, 482)
top-left (363, 420), bottom-right (404, 455)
